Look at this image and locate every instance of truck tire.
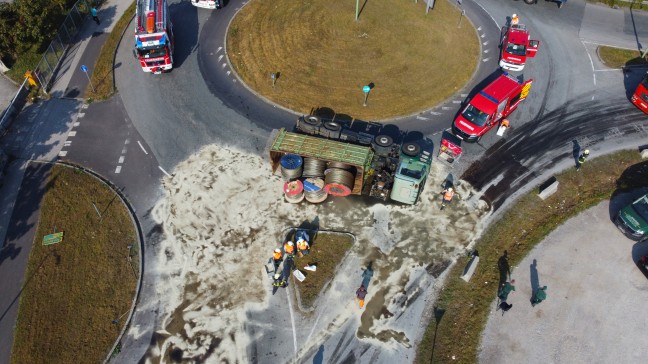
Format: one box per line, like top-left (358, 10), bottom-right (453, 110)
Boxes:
top-left (373, 135), bottom-right (393, 147)
top-left (298, 115), bottom-right (322, 134)
top-left (323, 121), bottom-right (342, 132)
top-left (401, 142), bottom-right (421, 157)
top-left (322, 121), bottom-right (342, 139)
top-left (304, 115), bottom-right (321, 126)
top-left (523, 0), bottom-right (537, 4)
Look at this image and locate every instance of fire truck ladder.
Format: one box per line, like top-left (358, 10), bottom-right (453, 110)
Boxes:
top-left (137, 0), bottom-right (167, 33)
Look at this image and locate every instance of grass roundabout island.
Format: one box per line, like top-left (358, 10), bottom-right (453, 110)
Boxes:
top-left (227, 0), bottom-right (479, 120)
top-left (11, 164), bottom-right (139, 363)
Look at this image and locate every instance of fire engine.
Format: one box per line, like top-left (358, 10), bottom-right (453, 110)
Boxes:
top-left (134, 0), bottom-right (174, 73)
top-left (190, 0), bottom-right (223, 10)
top-left (499, 24), bottom-right (540, 72)
top-left (631, 73), bottom-right (648, 114)
top-left (452, 73), bottom-right (533, 142)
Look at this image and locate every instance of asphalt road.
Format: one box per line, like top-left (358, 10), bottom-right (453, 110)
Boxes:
top-left (104, 0), bottom-right (648, 363)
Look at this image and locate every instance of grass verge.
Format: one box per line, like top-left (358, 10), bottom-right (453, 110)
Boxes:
top-left (228, 0), bottom-right (479, 120)
top-left (598, 45), bottom-right (647, 69)
top-left (85, 1), bottom-right (136, 101)
top-left (415, 150), bottom-right (646, 364)
top-left (293, 232), bottom-right (354, 309)
top-left (11, 164), bottom-right (138, 364)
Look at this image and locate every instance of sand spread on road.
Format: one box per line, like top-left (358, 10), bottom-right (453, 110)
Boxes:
top-left (144, 144), bottom-right (487, 362)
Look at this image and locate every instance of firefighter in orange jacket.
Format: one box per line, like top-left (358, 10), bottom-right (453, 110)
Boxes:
top-left (441, 187), bottom-right (455, 210)
top-left (296, 238), bottom-right (310, 257)
top-left (283, 241), bottom-right (295, 257)
top-left (271, 248), bottom-right (283, 272)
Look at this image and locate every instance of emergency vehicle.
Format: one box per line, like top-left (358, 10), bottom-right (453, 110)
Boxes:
top-left (452, 73), bottom-right (533, 142)
top-left (630, 73), bottom-right (648, 114)
top-left (190, 0), bottom-right (223, 9)
top-left (499, 24), bottom-right (540, 72)
top-left (134, 0), bottom-right (174, 73)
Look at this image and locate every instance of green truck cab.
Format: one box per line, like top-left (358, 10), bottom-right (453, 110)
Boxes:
top-left (614, 193), bottom-right (648, 241)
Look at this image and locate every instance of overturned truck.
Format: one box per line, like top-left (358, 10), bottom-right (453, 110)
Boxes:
top-left (268, 116), bottom-right (433, 205)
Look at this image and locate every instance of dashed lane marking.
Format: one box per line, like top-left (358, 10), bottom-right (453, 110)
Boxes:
top-left (484, 49), bottom-right (489, 53)
top-left (481, 33), bottom-right (486, 38)
top-left (68, 131), bottom-right (77, 137)
top-left (483, 41), bottom-right (489, 46)
top-left (216, 46), bottom-right (223, 53)
top-left (482, 58), bottom-right (490, 62)
top-left (73, 122), bottom-right (80, 127)
top-left (461, 93), bottom-right (468, 97)
top-left (115, 165), bottom-right (122, 174)
top-left (430, 111), bottom-right (442, 115)
top-left (58, 151), bottom-right (68, 157)
top-left (64, 141), bottom-right (71, 147)
top-left (227, 71), bottom-right (231, 76)
top-left (452, 100), bottom-right (461, 104)
top-left (416, 115), bottom-right (429, 120)
top-left (218, 55), bottom-right (224, 62)
top-left (78, 113), bottom-right (85, 118)
top-left (221, 63), bottom-right (227, 68)
top-left (441, 106), bottom-right (451, 110)
top-left (137, 140), bottom-right (148, 155)
top-left (118, 156), bottom-right (125, 164)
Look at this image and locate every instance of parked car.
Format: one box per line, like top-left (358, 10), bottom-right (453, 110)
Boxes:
top-left (614, 193), bottom-right (648, 241)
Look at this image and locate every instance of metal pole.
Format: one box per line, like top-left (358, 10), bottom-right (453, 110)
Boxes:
top-left (363, 92), bottom-right (369, 107)
top-left (356, 0), bottom-right (359, 21)
top-left (84, 71), bottom-right (95, 93)
top-left (458, 9), bottom-right (465, 28)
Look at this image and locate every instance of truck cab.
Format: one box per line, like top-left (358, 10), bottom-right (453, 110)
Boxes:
top-left (452, 73), bottom-right (533, 142)
top-left (499, 24), bottom-right (540, 72)
top-left (631, 73), bottom-right (648, 114)
top-left (390, 143), bottom-right (432, 204)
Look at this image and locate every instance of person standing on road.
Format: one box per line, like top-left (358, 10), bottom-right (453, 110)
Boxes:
top-left (441, 187), bottom-right (455, 209)
top-left (271, 248), bottom-right (283, 273)
top-left (296, 238), bottom-right (310, 257)
top-left (91, 7), bottom-right (100, 25)
top-left (283, 241), bottom-right (295, 257)
top-left (356, 285), bottom-right (367, 308)
top-left (576, 149), bottom-right (589, 171)
top-left (532, 286), bottom-right (547, 306)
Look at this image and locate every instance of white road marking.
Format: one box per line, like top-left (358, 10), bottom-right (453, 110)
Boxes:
top-left (81, 104), bottom-right (88, 109)
top-left (593, 68), bottom-right (622, 72)
top-left (121, 147), bottom-right (127, 154)
top-left (580, 39), bottom-right (636, 50)
top-left (483, 41), bottom-right (489, 46)
top-left (222, 63), bottom-right (227, 68)
top-left (473, 2), bottom-right (500, 28)
top-left (482, 58), bottom-right (490, 62)
top-left (218, 55), bottom-right (224, 62)
top-left (124, 139), bottom-right (130, 145)
top-left (461, 93), bottom-right (468, 97)
top-left (233, 79), bottom-right (237, 83)
top-left (137, 140), bottom-right (148, 154)
top-left (78, 113), bottom-right (85, 118)
top-left (477, 26), bottom-right (482, 31)
top-left (118, 156), bottom-right (125, 164)
top-left (68, 131), bottom-right (77, 137)
top-left (115, 165), bottom-right (122, 174)
top-left (73, 122), bottom-right (80, 127)
top-left (483, 49), bottom-right (489, 53)
top-left (580, 39), bottom-right (596, 86)
top-left (441, 106), bottom-right (451, 110)
top-left (452, 100), bottom-right (461, 104)
top-left (217, 46), bottom-right (223, 53)
top-left (159, 166), bottom-right (172, 178)
top-left (64, 141), bottom-right (72, 147)
top-left (305, 308), bottom-right (325, 344)
top-left (416, 115), bottom-right (429, 120)
top-left (429, 111), bottom-right (442, 115)
top-left (481, 33), bottom-right (486, 38)
top-left (58, 151), bottom-right (68, 157)
top-left (226, 71), bottom-right (231, 76)
top-left (285, 288), bottom-right (298, 356)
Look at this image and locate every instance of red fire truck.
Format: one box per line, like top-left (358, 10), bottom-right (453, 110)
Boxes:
top-left (499, 24), bottom-right (540, 72)
top-left (631, 73), bottom-right (648, 114)
top-left (452, 73), bottom-right (533, 142)
top-left (134, 0), bottom-right (174, 73)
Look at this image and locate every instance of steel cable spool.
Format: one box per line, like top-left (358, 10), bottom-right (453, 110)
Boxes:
top-left (284, 180), bottom-right (305, 203)
top-left (280, 154), bottom-right (303, 180)
top-left (302, 158), bottom-right (327, 178)
top-left (324, 168), bottom-right (354, 197)
top-left (303, 177), bottom-right (327, 203)
top-left (327, 161), bottom-right (352, 170)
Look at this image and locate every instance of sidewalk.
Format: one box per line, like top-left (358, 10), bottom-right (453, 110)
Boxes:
top-left (0, 0), bottom-right (132, 361)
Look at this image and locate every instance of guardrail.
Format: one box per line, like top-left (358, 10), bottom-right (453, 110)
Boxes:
top-left (0, 79), bottom-right (30, 136)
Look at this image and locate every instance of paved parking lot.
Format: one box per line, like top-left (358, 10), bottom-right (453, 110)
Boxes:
top-left (479, 198), bottom-right (648, 364)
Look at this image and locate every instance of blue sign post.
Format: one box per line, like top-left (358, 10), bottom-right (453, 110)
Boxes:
top-left (362, 85), bottom-right (371, 106)
top-left (271, 72), bottom-right (276, 87)
top-left (80, 65), bottom-right (95, 93)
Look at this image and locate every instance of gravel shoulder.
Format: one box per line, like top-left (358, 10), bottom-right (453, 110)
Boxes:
top-left (479, 199), bottom-right (648, 364)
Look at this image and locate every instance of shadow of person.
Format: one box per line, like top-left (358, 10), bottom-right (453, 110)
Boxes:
top-left (497, 250), bottom-right (511, 288)
top-left (571, 140), bottom-right (581, 167)
top-left (530, 258), bottom-right (539, 299)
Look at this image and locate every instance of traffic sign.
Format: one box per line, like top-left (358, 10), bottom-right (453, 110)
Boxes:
top-left (363, 85), bottom-right (370, 93)
top-left (42, 232), bottom-right (64, 246)
top-left (80, 65), bottom-right (88, 72)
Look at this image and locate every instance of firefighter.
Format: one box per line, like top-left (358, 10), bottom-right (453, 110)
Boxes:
top-left (511, 14), bottom-right (519, 26)
top-left (272, 273), bottom-right (286, 288)
top-left (271, 248), bottom-right (283, 272)
top-left (441, 187), bottom-right (455, 210)
top-left (576, 149), bottom-right (589, 171)
top-left (283, 241), bottom-right (295, 256)
top-left (356, 285), bottom-right (367, 308)
top-left (296, 238), bottom-right (310, 257)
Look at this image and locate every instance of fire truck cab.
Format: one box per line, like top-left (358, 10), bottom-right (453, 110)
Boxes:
top-left (452, 73), bottom-right (533, 142)
top-left (631, 73), bottom-right (648, 114)
top-left (499, 24), bottom-right (540, 72)
top-left (190, 0), bottom-right (223, 9)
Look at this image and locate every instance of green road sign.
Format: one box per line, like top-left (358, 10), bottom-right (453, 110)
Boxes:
top-left (42, 232), bottom-right (64, 246)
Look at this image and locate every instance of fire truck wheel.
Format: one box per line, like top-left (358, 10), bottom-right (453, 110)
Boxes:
top-left (402, 142), bottom-right (421, 157)
top-left (323, 121), bottom-right (342, 132)
top-left (374, 135), bottom-right (393, 147)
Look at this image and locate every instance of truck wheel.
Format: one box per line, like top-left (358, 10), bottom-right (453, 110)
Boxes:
top-left (523, 0), bottom-right (537, 4)
top-left (323, 121), bottom-right (342, 131)
top-left (374, 135), bottom-right (393, 147)
top-left (304, 115), bottom-right (321, 127)
top-left (402, 142), bottom-right (421, 157)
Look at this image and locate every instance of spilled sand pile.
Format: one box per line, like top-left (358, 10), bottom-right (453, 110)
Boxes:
top-left (143, 144), bottom-right (488, 362)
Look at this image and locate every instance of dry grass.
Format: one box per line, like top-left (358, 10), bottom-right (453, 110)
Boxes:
top-left (415, 150), bottom-right (646, 364)
top-left (293, 232), bottom-right (354, 308)
top-left (11, 164), bottom-right (138, 364)
top-left (598, 45), bottom-right (647, 69)
top-left (85, 2), bottom-right (136, 101)
top-left (227, 0), bottom-right (479, 120)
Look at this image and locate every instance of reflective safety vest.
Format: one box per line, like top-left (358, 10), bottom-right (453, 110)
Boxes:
top-left (273, 279), bottom-right (286, 287)
top-left (297, 240), bottom-right (309, 251)
top-left (578, 154), bottom-right (588, 164)
top-left (284, 243), bottom-right (295, 255)
top-left (273, 251), bottom-right (282, 261)
top-left (501, 119), bottom-right (510, 128)
top-left (443, 190), bottom-right (455, 201)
